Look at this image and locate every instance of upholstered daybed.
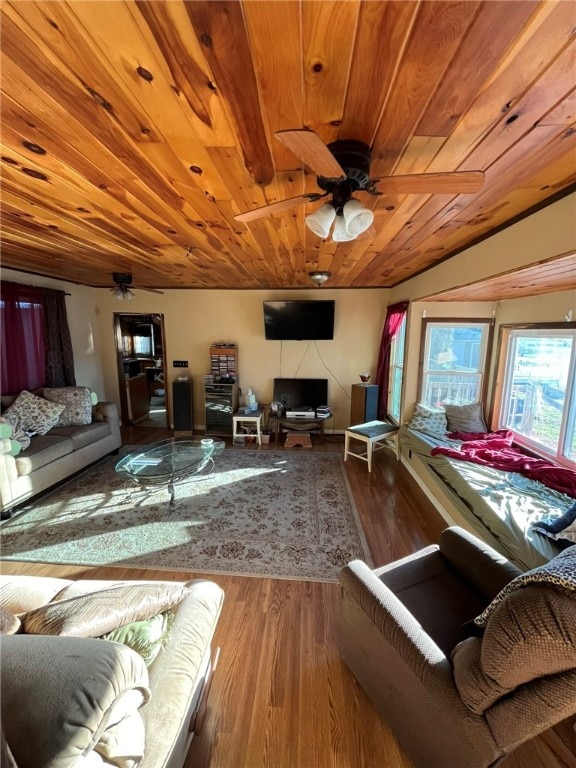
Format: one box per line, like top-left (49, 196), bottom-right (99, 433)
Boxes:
top-left (398, 403), bottom-right (575, 570)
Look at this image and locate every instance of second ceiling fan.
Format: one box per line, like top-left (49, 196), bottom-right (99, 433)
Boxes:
top-left (234, 129), bottom-right (485, 241)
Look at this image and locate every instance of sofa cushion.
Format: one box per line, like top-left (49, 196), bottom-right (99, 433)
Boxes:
top-left (43, 386), bottom-right (93, 427)
top-left (2, 390), bottom-right (65, 436)
top-left (0, 606), bottom-right (20, 635)
top-left (445, 401), bottom-right (487, 433)
top-left (0, 634), bottom-right (150, 768)
top-left (14, 435), bottom-right (73, 475)
top-left (49, 419), bottom-right (112, 450)
top-left (21, 582), bottom-right (191, 637)
top-left (0, 574), bottom-right (73, 613)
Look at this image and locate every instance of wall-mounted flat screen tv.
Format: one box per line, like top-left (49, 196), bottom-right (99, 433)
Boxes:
top-left (263, 300), bottom-right (335, 340)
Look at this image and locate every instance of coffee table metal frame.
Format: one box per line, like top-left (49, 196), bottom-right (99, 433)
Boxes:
top-left (115, 438), bottom-right (225, 508)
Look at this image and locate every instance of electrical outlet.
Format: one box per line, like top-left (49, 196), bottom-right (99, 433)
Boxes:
top-left (173, 360), bottom-right (189, 368)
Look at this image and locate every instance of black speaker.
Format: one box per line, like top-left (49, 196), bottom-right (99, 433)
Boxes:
top-left (172, 379), bottom-right (194, 433)
top-left (350, 383), bottom-right (378, 425)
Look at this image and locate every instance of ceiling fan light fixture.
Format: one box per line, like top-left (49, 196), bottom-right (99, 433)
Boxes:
top-left (332, 213), bottom-right (357, 242)
top-left (304, 203), bottom-right (336, 239)
top-left (308, 271), bottom-right (331, 286)
top-left (114, 285), bottom-right (135, 301)
top-left (343, 199), bottom-right (374, 235)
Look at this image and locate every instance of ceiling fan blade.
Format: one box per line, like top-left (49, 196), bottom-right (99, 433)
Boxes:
top-left (139, 287), bottom-right (164, 294)
top-left (234, 194), bottom-right (315, 222)
top-left (374, 171), bottom-right (485, 195)
top-left (275, 129), bottom-right (346, 181)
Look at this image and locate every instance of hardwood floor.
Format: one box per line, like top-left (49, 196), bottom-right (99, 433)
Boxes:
top-left (2, 426), bottom-right (574, 768)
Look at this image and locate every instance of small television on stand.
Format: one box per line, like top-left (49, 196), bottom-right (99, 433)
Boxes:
top-left (263, 301), bottom-right (335, 341)
top-left (273, 378), bottom-right (328, 415)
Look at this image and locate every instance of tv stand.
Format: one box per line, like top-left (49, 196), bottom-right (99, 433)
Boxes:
top-left (272, 414), bottom-right (331, 445)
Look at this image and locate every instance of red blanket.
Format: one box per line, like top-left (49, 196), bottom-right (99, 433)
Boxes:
top-left (431, 430), bottom-right (576, 499)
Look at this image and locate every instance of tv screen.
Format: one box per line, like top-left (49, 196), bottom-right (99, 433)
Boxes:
top-left (263, 300), bottom-right (335, 341)
top-left (273, 378), bottom-right (328, 411)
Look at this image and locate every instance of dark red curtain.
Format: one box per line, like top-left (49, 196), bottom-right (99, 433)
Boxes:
top-left (1, 282), bottom-right (75, 395)
top-left (42, 288), bottom-right (76, 387)
top-left (1, 282), bottom-right (46, 395)
top-left (375, 301), bottom-right (409, 419)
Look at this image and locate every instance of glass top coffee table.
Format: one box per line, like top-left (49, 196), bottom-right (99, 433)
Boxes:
top-left (115, 438), bottom-right (225, 508)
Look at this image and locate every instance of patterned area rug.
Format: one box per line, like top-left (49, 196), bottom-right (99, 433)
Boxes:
top-left (1, 449), bottom-right (372, 581)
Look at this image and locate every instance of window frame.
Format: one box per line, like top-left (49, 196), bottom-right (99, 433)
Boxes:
top-left (418, 318), bottom-right (494, 409)
top-left (492, 322), bottom-right (576, 468)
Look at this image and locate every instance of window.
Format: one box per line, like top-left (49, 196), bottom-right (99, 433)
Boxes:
top-left (387, 314), bottom-right (406, 423)
top-left (497, 327), bottom-right (575, 467)
top-left (419, 320), bottom-right (491, 407)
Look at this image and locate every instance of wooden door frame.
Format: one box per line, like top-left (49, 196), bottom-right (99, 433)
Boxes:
top-left (113, 313), bottom-right (169, 427)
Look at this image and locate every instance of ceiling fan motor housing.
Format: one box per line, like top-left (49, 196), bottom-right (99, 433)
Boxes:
top-left (112, 272), bottom-right (133, 286)
top-left (317, 140), bottom-right (372, 191)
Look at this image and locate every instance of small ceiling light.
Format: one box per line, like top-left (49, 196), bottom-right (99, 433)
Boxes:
top-left (308, 271), bottom-right (331, 286)
top-left (332, 214), bottom-right (356, 242)
top-left (343, 199), bottom-right (374, 235)
top-left (304, 203), bottom-right (336, 238)
top-left (114, 285), bottom-right (135, 301)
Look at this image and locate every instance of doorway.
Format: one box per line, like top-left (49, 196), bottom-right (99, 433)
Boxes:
top-left (113, 313), bottom-right (169, 428)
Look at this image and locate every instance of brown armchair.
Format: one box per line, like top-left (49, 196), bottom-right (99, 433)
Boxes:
top-left (338, 526), bottom-right (576, 768)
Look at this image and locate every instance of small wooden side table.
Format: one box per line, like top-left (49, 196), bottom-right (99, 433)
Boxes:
top-left (232, 409), bottom-right (263, 445)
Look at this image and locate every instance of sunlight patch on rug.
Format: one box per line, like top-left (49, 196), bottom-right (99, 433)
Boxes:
top-left (1, 450), bottom-right (372, 581)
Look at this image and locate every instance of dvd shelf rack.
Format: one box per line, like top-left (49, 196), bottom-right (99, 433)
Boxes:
top-left (209, 344), bottom-right (238, 380)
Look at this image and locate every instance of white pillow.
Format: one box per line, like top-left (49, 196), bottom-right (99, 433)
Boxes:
top-left (2, 390), bottom-right (64, 436)
top-left (407, 403), bottom-right (447, 437)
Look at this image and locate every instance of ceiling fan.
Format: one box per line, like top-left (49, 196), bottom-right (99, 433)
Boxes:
top-left (234, 129), bottom-right (485, 240)
top-left (109, 272), bottom-right (164, 301)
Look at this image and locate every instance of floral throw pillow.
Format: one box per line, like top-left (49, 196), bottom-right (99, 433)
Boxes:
top-left (407, 403), bottom-right (447, 437)
top-left (2, 390), bottom-right (65, 436)
top-left (43, 386), bottom-right (93, 427)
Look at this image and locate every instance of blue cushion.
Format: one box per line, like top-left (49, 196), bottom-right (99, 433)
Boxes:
top-left (536, 501), bottom-right (576, 534)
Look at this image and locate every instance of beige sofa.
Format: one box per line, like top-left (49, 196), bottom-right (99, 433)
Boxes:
top-left (0, 573), bottom-right (224, 768)
top-left (0, 399), bottom-right (121, 516)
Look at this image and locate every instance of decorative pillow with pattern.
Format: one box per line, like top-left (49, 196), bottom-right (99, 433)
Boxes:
top-left (407, 403), bottom-right (447, 437)
top-left (2, 390), bottom-right (65, 436)
top-left (474, 545), bottom-right (576, 628)
top-left (43, 386), bottom-right (93, 427)
top-left (21, 582), bottom-right (191, 637)
top-left (444, 401), bottom-right (487, 433)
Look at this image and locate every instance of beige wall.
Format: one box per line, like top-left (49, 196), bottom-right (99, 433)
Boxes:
top-left (390, 193), bottom-right (575, 304)
top-left (94, 288), bottom-right (390, 431)
top-left (390, 194), bottom-right (576, 421)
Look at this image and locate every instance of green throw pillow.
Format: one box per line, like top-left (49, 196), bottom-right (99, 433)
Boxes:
top-left (101, 611), bottom-right (174, 666)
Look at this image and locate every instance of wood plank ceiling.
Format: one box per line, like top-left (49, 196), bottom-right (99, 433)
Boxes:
top-left (1, 0), bottom-right (575, 291)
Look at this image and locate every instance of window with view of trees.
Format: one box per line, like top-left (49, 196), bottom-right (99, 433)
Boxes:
top-left (419, 320), bottom-right (492, 408)
top-left (496, 326), bottom-right (575, 467)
